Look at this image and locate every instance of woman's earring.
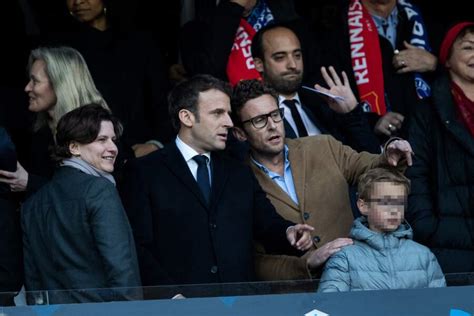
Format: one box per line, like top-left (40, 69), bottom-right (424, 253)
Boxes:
top-left (103, 7), bottom-right (107, 16)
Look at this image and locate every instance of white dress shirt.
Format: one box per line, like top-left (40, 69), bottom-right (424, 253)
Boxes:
top-left (279, 94), bottom-right (321, 137)
top-left (175, 136), bottom-right (212, 183)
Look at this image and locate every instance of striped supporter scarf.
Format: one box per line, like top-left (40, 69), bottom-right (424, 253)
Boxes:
top-left (348, 0), bottom-right (431, 115)
top-left (226, 0), bottom-right (274, 86)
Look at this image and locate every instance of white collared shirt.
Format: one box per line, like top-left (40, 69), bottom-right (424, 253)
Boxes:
top-left (175, 136), bottom-right (212, 183)
top-left (278, 94), bottom-right (321, 137)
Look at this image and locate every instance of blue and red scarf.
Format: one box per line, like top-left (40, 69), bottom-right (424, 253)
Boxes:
top-left (226, 0), bottom-right (274, 86)
top-left (348, 0), bottom-right (431, 115)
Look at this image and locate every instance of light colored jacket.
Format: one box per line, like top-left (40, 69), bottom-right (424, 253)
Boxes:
top-left (318, 217), bottom-right (446, 292)
top-left (251, 136), bottom-right (385, 280)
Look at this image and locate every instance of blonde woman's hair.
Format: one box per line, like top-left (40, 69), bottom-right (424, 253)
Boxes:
top-left (28, 46), bottom-right (109, 132)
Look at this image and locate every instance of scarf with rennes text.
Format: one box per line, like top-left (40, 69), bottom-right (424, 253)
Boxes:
top-left (348, 0), bottom-right (387, 115)
top-left (348, 0), bottom-right (432, 115)
top-left (226, 0), bottom-right (274, 86)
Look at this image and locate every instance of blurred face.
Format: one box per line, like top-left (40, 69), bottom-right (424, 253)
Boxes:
top-left (70, 121), bottom-right (118, 173)
top-left (25, 59), bottom-right (57, 114)
top-left (186, 89), bottom-right (233, 153)
top-left (66, 0), bottom-right (106, 27)
top-left (234, 94), bottom-right (285, 159)
top-left (446, 31), bottom-right (474, 85)
top-left (358, 182), bottom-right (406, 233)
top-left (255, 27), bottom-right (303, 97)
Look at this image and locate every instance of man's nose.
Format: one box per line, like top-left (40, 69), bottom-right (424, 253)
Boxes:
top-left (224, 113), bottom-right (234, 128)
top-left (287, 56), bottom-right (297, 69)
top-left (266, 116), bottom-right (277, 130)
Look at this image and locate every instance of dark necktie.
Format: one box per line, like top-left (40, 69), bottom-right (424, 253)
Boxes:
top-left (283, 99), bottom-right (308, 137)
top-left (193, 155), bottom-right (211, 204)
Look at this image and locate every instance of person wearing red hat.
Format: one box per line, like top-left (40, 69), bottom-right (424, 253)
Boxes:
top-left (406, 22), bottom-right (474, 273)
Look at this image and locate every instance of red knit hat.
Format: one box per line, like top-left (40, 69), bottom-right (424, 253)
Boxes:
top-left (439, 22), bottom-right (474, 66)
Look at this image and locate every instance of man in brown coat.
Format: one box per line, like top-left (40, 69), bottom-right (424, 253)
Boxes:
top-left (231, 79), bottom-right (413, 280)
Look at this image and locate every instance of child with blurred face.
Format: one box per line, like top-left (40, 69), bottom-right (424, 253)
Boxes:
top-left (318, 168), bottom-right (446, 292)
top-left (357, 171), bottom-right (407, 233)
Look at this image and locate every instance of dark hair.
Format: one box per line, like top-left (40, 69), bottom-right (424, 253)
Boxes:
top-left (357, 168), bottom-right (411, 200)
top-left (251, 23), bottom-right (298, 60)
top-left (167, 74), bottom-right (232, 131)
top-left (231, 79), bottom-right (279, 125)
top-left (54, 104), bottom-right (122, 160)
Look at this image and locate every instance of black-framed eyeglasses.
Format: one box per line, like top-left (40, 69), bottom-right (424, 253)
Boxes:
top-left (241, 108), bottom-right (285, 129)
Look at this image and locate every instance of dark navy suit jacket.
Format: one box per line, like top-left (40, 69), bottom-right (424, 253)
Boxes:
top-left (121, 142), bottom-right (296, 286)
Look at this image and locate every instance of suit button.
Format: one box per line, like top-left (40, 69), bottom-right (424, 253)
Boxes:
top-left (210, 266), bottom-right (218, 274)
top-left (303, 212), bottom-right (310, 220)
top-left (209, 223), bottom-right (217, 229)
top-left (313, 236), bottom-right (321, 244)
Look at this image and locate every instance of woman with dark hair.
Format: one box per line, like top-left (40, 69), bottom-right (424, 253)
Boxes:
top-left (21, 104), bottom-right (141, 304)
top-left (406, 22), bottom-right (474, 273)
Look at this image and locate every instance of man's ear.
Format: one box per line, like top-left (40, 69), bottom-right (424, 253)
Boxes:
top-left (178, 109), bottom-right (194, 128)
top-left (357, 198), bottom-right (369, 216)
top-left (254, 57), bottom-right (264, 73)
top-left (232, 126), bottom-right (248, 142)
top-left (69, 141), bottom-right (80, 157)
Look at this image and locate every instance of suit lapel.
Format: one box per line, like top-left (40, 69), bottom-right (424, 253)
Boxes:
top-left (286, 139), bottom-right (306, 212)
top-left (161, 143), bottom-right (209, 209)
top-left (297, 88), bottom-right (329, 134)
top-left (284, 119), bottom-right (297, 139)
top-left (209, 152), bottom-right (229, 211)
top-left (249, 159), bottom-right (299, 211)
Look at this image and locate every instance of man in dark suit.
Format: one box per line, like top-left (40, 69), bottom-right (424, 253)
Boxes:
top-left (121, 74), bottom-right (314, 287)
top-left (251, 23), bottom-right (381, 153)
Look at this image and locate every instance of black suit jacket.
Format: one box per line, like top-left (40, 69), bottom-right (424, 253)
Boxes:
top-left (121, 142), bottom-right (295, 286)
top-left (284, 89), bottom-right (381, 153)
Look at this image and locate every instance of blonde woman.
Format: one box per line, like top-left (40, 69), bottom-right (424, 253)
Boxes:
top-left (0, 46), bottom-right (107, 193)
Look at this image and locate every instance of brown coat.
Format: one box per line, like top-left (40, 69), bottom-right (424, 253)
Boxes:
top-left (251, 136), bottom-right (386, 280)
